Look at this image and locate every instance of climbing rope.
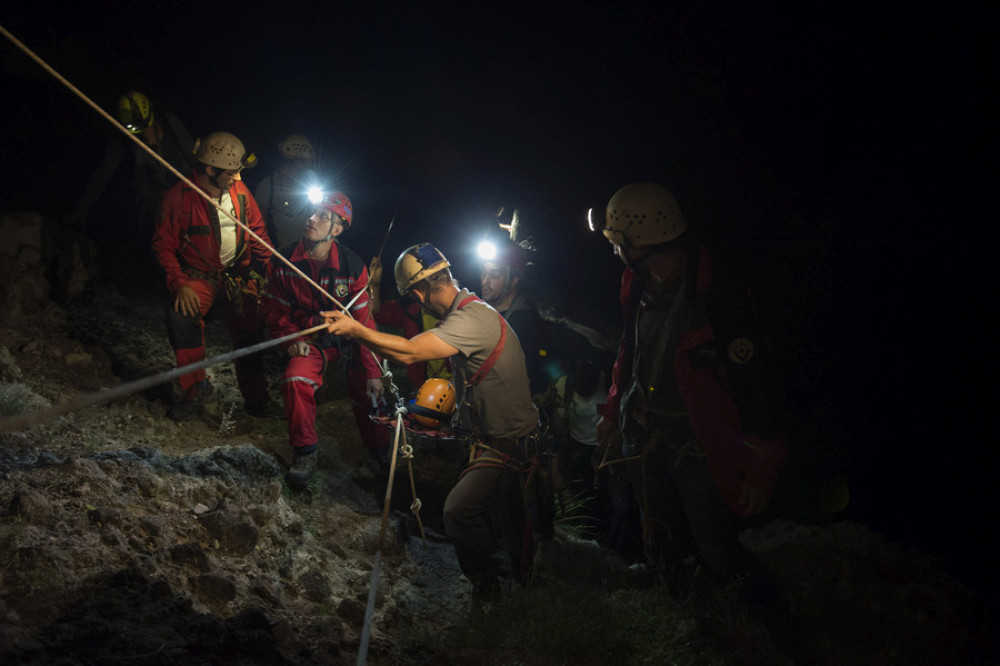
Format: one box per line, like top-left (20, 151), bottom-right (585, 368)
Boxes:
top-left (0, 22), bottom-right (352, 318)
top-left (2, 24), bottom-right (428, 666)
top-left (0, 323), bottom-right (329, 435)
top-left (0, 22), bottom-right (392, 426)
top-left (358, 403), bottom-right (426, 666)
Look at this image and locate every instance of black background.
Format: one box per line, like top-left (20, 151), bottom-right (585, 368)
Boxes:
top-left (2, 2), bottom-right (996, 600)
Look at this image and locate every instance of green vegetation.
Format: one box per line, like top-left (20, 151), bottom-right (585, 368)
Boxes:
top-left (398, 579), bottom-right (790, 666)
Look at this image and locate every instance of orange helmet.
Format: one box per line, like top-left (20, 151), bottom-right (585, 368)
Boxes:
top-left (407, 378), bottom-right (456, 428)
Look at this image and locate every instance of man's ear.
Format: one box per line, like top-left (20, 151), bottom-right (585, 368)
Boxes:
top-left (410, 286), bottom-right (425, 303)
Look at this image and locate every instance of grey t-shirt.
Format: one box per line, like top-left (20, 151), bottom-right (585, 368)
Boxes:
top-left (429, 289), bottom-right (538, 439)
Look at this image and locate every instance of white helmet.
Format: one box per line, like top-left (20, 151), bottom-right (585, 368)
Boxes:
top-left (604, 182), bottom-right (687, 249)
top-left (194, 132), bottom-right (254, 170)
top-left (394, 243), bottom-right (451, 294)
top-left (278, 134), bottom-right (315, 160)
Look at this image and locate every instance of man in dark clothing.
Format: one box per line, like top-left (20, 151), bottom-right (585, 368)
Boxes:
top-left (594, 182), bottom-right (788, 600)
top-left (479, 236), bottom-right (546, 394)
top-left (253, 133), bottom-right (319, 247)
top-left (69, 91), bottom-right (193, 239)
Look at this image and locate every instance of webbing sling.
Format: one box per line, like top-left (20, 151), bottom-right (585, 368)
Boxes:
top-left (456, 295), bottom-right (507, 387)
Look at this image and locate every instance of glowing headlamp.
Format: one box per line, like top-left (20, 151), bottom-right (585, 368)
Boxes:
top-left (307, 186), bottom-right (324, 205)
top-left (476, 240), bottom-right (498, 262)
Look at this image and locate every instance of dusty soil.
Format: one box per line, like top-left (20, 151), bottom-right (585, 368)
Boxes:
top-left (0, 216), bottom-right (997, 665)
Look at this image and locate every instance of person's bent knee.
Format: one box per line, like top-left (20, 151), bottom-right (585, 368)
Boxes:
top-left (165, 307), bottom-right (203, 349)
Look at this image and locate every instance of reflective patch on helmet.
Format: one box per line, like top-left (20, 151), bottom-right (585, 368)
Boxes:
top-left (414, 243), bottom-right (443, 267)
top-left (727, 337), bottom-right (755, 364)
top-left (334, 279), bottom-right (349, 299)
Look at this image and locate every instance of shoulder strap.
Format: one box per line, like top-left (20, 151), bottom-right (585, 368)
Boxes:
top-left (229, 191), bottom-right (250, 264)
top-left (457, 296), bottom-right (508, 387)
top-left (331, 241), bottom-right (364, 279)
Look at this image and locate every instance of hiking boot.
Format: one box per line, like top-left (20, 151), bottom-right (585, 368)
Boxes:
top-left (286, 449), bottom-right (318, 490)
top-left (167, 380), bottom-right (213, 422)
top-left (245, 400), bottom-right (285, 419)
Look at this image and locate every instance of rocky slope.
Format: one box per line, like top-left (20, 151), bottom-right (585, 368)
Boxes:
top-left (0, 212), bottom-right (996, 665)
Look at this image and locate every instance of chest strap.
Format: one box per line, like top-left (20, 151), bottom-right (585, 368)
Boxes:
top-left (456, 295), bottom-right (508, 387)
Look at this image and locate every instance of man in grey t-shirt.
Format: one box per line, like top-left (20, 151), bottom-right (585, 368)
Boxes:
top-left (324, 242), bottom-right (539, 598)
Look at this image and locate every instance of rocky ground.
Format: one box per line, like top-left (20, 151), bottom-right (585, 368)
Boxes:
top-left (0, 212), bottom-right (997, 665)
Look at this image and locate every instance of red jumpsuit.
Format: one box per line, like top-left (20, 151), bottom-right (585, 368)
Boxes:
top-left (152, 178), bottom-right (272, 405)
top-left (263, 240), bottom-right (389, 453)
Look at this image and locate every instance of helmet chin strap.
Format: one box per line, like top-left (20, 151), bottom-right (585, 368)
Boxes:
top-left (623, 246), bottom-right (657, 273)
top-left (305, 217), bottom-right (337, 248)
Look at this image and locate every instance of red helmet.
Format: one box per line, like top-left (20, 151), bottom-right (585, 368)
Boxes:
top-left (317, 191), bottom-right (353, 229)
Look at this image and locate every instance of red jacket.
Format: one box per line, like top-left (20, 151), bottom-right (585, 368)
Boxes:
top-left (153, 178), bottom-right (272, 293)
top-left (598, 267), bottom-right (637, 426)
top-left (603, 248), bottom-right (787, 517)
top-left (263, 240), bottom-right (382, 380)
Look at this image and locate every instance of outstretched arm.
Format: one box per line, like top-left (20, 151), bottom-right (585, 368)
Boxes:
top-left (322, 310), bottom-right (458, 365)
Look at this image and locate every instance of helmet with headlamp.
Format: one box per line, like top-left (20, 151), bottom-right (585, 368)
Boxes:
top-left (117, 91), bottom-right (154, 134)
top-left (603, 182), bottom-right (686, 250)
top-left (394, 243), bottom-right (451, 295)
top-left (193, 132), bottom-right (257, 171)
top-left (278, 134), bottom-right (314, 160)
top-left (315, 191), bottom-right (353, 229)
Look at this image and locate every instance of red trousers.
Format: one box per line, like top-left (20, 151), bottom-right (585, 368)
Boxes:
top-left (282, 343), bottom-right (390, 452)
top-left (165, 276), bottom-right (269, 406)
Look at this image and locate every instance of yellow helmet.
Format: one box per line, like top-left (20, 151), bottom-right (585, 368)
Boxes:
top-left (117, 91), bottom-right (154, 133)
top-left (193, 132), bottom-right (256, 171)
top-left (394, 243), bottom-right (451, 295)
top-left (408, 378), bottom-right (456, 428)
top-left (604, 182), bottom-right (687, 249)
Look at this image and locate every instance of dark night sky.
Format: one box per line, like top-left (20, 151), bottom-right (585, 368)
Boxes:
top-left (2, 2), bottom-right (997, 595)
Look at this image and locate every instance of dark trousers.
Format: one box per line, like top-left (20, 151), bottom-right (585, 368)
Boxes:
top-left (626, 437), bottom-right (757, 581)
top-left (443, 457), bottom-right (526, 582)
